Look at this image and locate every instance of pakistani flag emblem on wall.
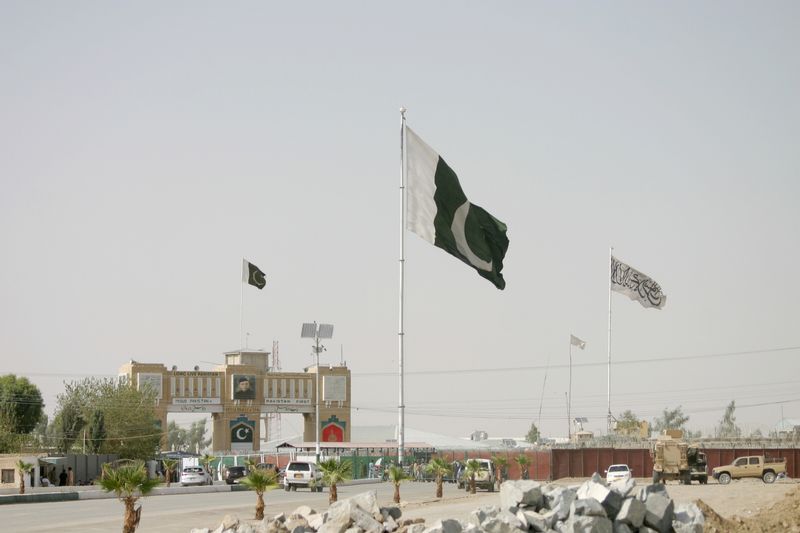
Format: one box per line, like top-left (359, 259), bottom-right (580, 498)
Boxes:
top-left (242, 259), bottom-right (266, 290)
top-left (405, 127), bottom-right (509, 289)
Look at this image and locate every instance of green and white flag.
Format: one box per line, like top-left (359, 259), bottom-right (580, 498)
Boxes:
top-left (405, 127), bottom-right (509, 290)
top-left (242, 259), bottom-right (266, 290)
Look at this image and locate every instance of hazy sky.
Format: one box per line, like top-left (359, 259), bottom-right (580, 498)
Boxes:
top-left (2, 2), bottom-right (799, 442)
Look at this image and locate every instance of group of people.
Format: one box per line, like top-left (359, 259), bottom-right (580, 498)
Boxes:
top-left (40, 466), bottom-right (75, 487)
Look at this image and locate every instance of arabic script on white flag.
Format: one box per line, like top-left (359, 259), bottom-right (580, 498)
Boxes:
top-left (611, 256), bottom-right (666, 309)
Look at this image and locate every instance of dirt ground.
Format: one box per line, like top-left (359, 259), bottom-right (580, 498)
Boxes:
top-left (399, 477), bottom-right (800, 531)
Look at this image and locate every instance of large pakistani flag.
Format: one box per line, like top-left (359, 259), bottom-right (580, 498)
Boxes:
top-left (242, 259), bottom-right (266, 290)
top-left (405, 127), bottom-right (509, 289)
top-left (610, 255), bottom-right (666, 309)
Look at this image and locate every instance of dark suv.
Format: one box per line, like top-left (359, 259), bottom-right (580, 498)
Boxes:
top-left (225, 466), bottom-right (248, 484)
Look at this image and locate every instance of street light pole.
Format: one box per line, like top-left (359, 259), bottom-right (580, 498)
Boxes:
top-left (314, 334), bottom-right (321, 464)
top-left (301, 322), bottom-right (333, 465)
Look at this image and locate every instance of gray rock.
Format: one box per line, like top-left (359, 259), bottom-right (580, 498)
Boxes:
top-left (638, 487), bottom-right (674, 533)
top-left (570, 498), bottom-right (607, 517)
top-left (308, 514), bottom-right (325, 530)
top-left (481, 510), bottom-right (526, 533)
top-left (318, 520), bottom-right (352, 533)
top-left (291, 506), bottom-right (318, 521)
top-left (565, 515), bottom-right (612, 533)
top-left (608, 477), bottom-right (636, 498)
top-left (468, 505), bottom-right (499, 527)
top-left (611, 523), bottom-right (634, 533)
top-left (576, 480), bottom-right (621, 519)
top-left (615, 497), bottom-right (645, 528)
top-left (221, 515), bottom-right (240, 531)
top-left (546, 487), bottom-right (576, 521)
top-left (327, 501), bottom-right (357, 527)
top-left (422, 519), bottom-right (463, 533)
top-left (381, 506), bottom-right (403, 520)
top-left (407, 525), bottom-right (427, 533)
top-left (352, 507), bottom-right (383, 533)
top-left (285, 518), bottom-right (309, 532)
top-left (350, 491), bottom-right (380, 515)
top-left (344, 528), bottom-right (363, 533)
top-left (235, 524), bottom-right (256, 533)
top-left (519, 510), bottom-right (550, 532)
top-left (500, 480), bottom-right (544, 511)
top-left (672, 502), bottom-right (704, 533)
top-left (383, 516), bottom-right (398, 532)
top-left (190, 529), bottom-right (211, 533)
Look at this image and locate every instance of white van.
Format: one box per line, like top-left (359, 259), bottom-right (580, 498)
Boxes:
top-left (283, 461), bottom-right (323, 492)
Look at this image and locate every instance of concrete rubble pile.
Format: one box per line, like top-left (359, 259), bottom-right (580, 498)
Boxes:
top-left (191, 475), bottom-right (704, 533)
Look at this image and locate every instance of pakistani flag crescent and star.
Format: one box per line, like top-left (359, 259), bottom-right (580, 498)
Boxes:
top-left (405, 126), bottom-right (509, 289)
top-left (610, 255), bottom-right (666, 309)
top-left (243, 259), bottom-right (266, 290)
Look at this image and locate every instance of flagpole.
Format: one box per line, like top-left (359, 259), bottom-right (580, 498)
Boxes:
top-left (568, 339), bottom-right (572, 441)
top-left (240, 261), bottom-right (245, 351)
top-left (398, 107), bottom-right (407, 465)
top-left (607, 246), bottom-right (613, 434)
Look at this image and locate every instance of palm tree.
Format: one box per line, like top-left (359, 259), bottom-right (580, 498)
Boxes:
top-left (161, 458), bottom-right (178, 488)
top-left (200, 454), bottom-right (217, 476)
top-left (492, 455), bottom-right (508, 488)
top-left (514, 454), bottom-right (530, 480)
top-left (386, 465), bottom-right (409, 504)
top-left (15, 460), bottom-right (33, 495)
top-left (318, 459), bottom-right (352, 504)
top-left (239, 468), bottom-right (279, 520)
top-left (98, 460), bottom-right (160, 533)
top-left (425, 458), bottom-right (452, 498)
top-left (464, 459), bottom-right (481, 494)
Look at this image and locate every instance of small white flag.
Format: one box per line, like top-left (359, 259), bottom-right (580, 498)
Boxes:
top-left (610, 255), bottom-right (666, 309)
top-left (570, 335), bottom-right (586, 349)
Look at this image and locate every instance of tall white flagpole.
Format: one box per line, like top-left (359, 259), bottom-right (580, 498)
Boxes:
top-left (398, 107), bottom-right (407, 464)
top-left (568, 339), bottom-right (572, 441)
top-left (607, 246), bottom-right (613, 434)
top-left (240, 259), bottom-right (245, 350)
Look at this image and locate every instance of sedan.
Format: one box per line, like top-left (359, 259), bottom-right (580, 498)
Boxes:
top-left (605, 464), bottom-right (632, 484)
top-left (180, 466), bottom-right (213, 486)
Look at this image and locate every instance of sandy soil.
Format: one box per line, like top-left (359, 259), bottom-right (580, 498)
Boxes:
top-left (397, 477), bottom-right (800, 529)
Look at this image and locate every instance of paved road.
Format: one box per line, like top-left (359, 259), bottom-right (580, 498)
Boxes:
top-left (0, 481), bottom-right (489, 533)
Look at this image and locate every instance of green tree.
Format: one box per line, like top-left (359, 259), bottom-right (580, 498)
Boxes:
top-left (386, 465), bottom-right (408, 504)
top-left (319, 459), bottom-right (352, 504)
top-left (161, 458), bottom-right (178, 487)
top-left (525, 422), bottom-right (540, 444)
top-left (464, 459), bottom-right (481, 494)
top-left (615, 410), bottom-right (642, 434)
top-left (15, 460), bottom-right (33, 495)
top-left (425, 458), bottom-right (452, 498)
top-left (515, 454), bottom-right (530, 480)
top-left (239, 468), bottom-right (279, 520)
top-left (89, 410), bottom-right (106, 453)
top-left (652, 406), bottom-right (690, 433)
top-left (167, 419), bottom-right (211, 453)
top-left (0, 375), bottom-right (45, 452)
top-left (53, 378), bottom-right (160, 459)
top-left (98, 460), bottom-right (160, 533)
top-left (492, 455), bottom-right (508, 487)
top-left (717, 401), bottom-right (741, 438)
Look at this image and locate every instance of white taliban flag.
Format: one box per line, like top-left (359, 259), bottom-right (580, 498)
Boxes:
top-left (610, 255), bottom-right (666, 309)
top-left (570, 335), bottom-right (586, 349)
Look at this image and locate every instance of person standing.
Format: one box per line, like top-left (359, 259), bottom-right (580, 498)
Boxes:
top-left (67, 467), bottom-right (74, 486)
top-left (58, 468), bottom-right (67, 486)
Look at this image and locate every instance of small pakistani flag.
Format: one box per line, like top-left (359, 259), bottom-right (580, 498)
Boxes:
top-left (242, 259), bottom-right (266, 290)
top-left (405, 126), bottom-right (509, 289)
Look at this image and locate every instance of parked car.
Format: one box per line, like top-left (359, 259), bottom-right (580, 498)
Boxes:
top-left (457, 459), bottom-right (496, 492)
top-left (283, 461), bottom-right (322, 492)
top-left (225, 466), bottom-right (248, 485)
top-left (605, 464), bottom-right (632, 484)
top-left (712, 455), bottom-right (787, 485)
top-left (180, 466), bottom-right (213, 486)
